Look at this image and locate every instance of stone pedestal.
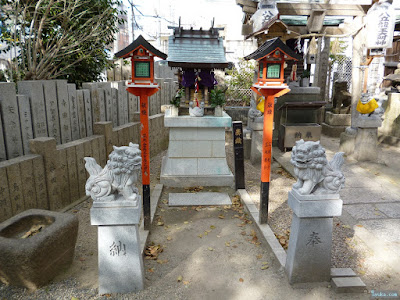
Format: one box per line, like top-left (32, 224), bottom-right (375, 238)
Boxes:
top-left (354, 127), bottom-right (378, 161)
top-left (90, 199), bottom-right (144, 294)
top-left (285, 190), bottom-right (343, 284)
top-left (249, 116), bottom-right (264, 165)
top-left (322, 112), bottom-right (351, 137)
top-left (160, 113), bottom-right (234, 187)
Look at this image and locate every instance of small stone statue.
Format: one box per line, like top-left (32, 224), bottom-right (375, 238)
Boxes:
top-left (189, 100), bottom-right (204, 117)
top-left (290, 139), bottom-right (345, 195)
top-left (332, 81), bottom-right (351, 114)
top-left (248, 98), bottom-right (262, 121)
top-left (356, 92), bottom-right (386, 120)
top-left (84, 143), bottom-right (142, 204)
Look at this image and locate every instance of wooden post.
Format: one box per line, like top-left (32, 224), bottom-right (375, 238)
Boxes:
top-left (258, 88), bottom-right (290, 224)
top-left (127, 87), bottom-right (159, 230)
top-left (232, 121), bottom-right (245, 190)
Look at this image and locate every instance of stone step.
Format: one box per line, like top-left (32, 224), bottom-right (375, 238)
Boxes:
top-left (331, 276), bottom-right (367, 293)
top-left (168, 192), bottom-right (232, 206)
top-left (331, 268), bottom-right (357, 278)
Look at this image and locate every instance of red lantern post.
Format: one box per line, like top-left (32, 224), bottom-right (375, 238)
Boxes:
top-left (115, 35), bottom-right (167, 229)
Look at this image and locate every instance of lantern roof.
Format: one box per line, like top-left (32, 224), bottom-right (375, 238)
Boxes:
top-left (115, 35), bottom-right (167, 59)
top-left (244, 37), bottom-right (302, 61)
top-left (167, 26), bottom-right (229, 69)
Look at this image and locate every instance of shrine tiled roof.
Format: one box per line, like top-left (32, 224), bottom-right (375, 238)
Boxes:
top-left (244, 37), bottom-right (302, 61)
top-left (115, 35), bottom-right (167, 59)
top-left (167, 27), bottom-right (229, 69)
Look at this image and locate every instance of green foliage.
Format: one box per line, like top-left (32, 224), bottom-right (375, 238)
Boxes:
top-left (210, 88), bottom-right (226, 108)
top-left (300, 69), bottom-right (310, 78)
top-left (225, 59), bottom-right (255, 105)
top-left (329, 40), bottom-right (348, 64)
top-left (170, 88), bottom-right (184, 107)
top-left (0, 0), bottom-right (124, 85)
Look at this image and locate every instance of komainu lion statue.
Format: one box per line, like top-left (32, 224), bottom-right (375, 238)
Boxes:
top-left (290, 139), bottom-right (345, 195)
top-left (84, 143), bottom-right (142, 204)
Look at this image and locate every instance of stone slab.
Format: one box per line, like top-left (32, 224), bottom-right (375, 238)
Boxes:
top-left (111, 86), bottom-right (119, 127)
top-left (331, 268), bottom-right (357, 278)
top-left (160, 173), bottom-right (234, 188)
top-left (97, 224), bottom-right (144, 294)
top-left (354, 127), bottom-right (378, 161)
top-left (83, 89), bottom-right (93, 136)
top-left (0, 113), bottom-right (6, 161)
top-left (43, 81), bottom-right (61, 144)
top-left (331, 277), bottom-right (366, 293)
top-left (0, 83), bottom-right (24, 158)
top-left (19, 156), bottom-right (37, 210)
top-left (57, 147), bottom-right (70, 207)
top-left (340, 187), bottom-right (385, 204)
top-left (325, 112), bottom-right (351, 126)
top-left (0, 167), bottom-right (12, 222)
top-left (17, 81), bottom-right (48, 138)
top-left (343, 204), bottom-right (386, 220)
top-left (98, 82), bottom-right (113, 122)
top-left (56, 80), bottom-right (72, 143)
top-left (353, 116), bottom-right (382, 128)
top-left (168, 192), bottom-right (231, 206)
top-left (165, 113), bottom-right (232, 128)
top-left (360, 219), bottom-right (400, 243)
top-left (67, 84), bottom-right (80, 141)
top-left (169, 127), bottom-right (225, 141)
top-left (76, 90), bottom-right (87, 138)
top-left (375, 203), bottom-right (400, 218)
top-left (32, 156), bottom-right (48, 210)
top-left (90, 198), bottom-right (141, 226)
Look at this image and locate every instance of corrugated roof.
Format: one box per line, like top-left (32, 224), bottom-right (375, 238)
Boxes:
top-left (115, 35), bottom-right (167, 59)
top-left (244, 37), bottom-right (302, 61)
top-left (167, 28), bottom-right (229, 69)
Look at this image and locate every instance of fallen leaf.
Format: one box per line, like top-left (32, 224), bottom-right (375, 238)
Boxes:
top-left (210, 225), bottom-right (216, 229)
top-left (241, 231), bottom-right (246, 236)
top-left (181, 207), bottom-right (188, 211)
top-left (148, 268), bottom-right (155, 272)
top-left (198, 234), bottom-right (203, 238)
top-left (160, 209), bottom-right (166, 212)
top-left (256, 254), bottom-right (263, 259)
top-left (225, 242), bottom-right (230, 247)
top-left (356, 224), bottom-right (364, 227)
top-left (216, 235), bottom-right (221, 238)
top-left (71, 297), bottom-right (79, 300)
top-left (157, 221), bottom-right (164, 226)
top-left (342, 225), bottom-right (351, 229)
top-left (208, 247), bottom-right (214, 251)
top-left (261, 265), bottom-right (269, 270)
top-left (79, 257), bottom-right (86, 262)
top-left (183, 280), bottom-right (190, 285)
top-left (233, 245), bottom-right (238, 248)
top-left (196, 207), bottom-right (202, 212)
top-left (167, 236), bottom-right (172, 241)
top-left (204, 231), bottom-right (208, 236)
top-left (162, 200), bottom-right (168, 204)
top-left (239, 278), bottom-right (244, 283)
top-left (218, 214), bottom-right (225, 219)
top-left (184, 221), bottom-right (189, 224)
top-left (177, 275), bottom-right (183, 282)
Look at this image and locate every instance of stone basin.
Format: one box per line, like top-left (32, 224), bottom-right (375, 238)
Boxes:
top-left (0, 209), bottom-right (79, 290)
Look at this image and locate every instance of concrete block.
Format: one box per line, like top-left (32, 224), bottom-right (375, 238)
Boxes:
top-left (43, 81), bottom-right (61, 144)
top-left (198, 158), bottom-right (231, 175)
top-left (331, 277), bottom-right (366, 293)
top-left (0, 83), bottom-right (23, 158)
top-left (354, 128), bottom-right (378, 161)
top-left (182, 141), bottom-right (211, 157)
top-left (197, 128), bottom-right (226, 140)
top-left (324, 112), bottom-right (351, 126)
top-left (344, 204), bottom-right (386, 220)
top-left (16, 95), bottom-right (33, 155)
top-left (331, 268), bottom-right (357, 278)
top-left (167, 141), bottom-right (183, 157)
top-left (0, 209), bottom-right (78, 290)
top-left (17, 81), bottom-right (48, 138)
top-left (322, 123), bottom-right (347, 138)
top-left (170, 128), bottom-right (197, 141)
top-left (111, 86), bottom-right (119, 127)
top-left (98, 82), bottom-right (113, 122)
top-left (212, 140), bottom-right (226, 158)
top-left (75, 141), bottom-right (86, 198)
top-left (169, 192), bottom-right (231, 206)
top-left (19, 156), bottom-right (37, 210)
top-left (164, 113), bottom-right (232, 128)
top-left (5, 161), bottom-right (25, 215)
top-left (243, 136), bottom-right (251, 160)
top-left (162, 157), bottom-right (198, 176)
top-left (56, 80), bottom-right (72, 143)
top-left (353, 116), bottom-right (382, 128)
top-left (66, 146), bottom-right (79, 203)
top-left (32, 156), bottom-right (48, 209)
top-left (56, 147), bottom-right (70, 207)
top-left (375, 203), bottom-right (400, 218)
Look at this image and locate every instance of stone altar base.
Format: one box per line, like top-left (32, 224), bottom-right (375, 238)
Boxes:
top-left (354, 127), bottom-right (378, 162)
top-left (160, 113), bottom-right (234, 187)
top-left (90, 199), bottom-right (144, 294)
top-left (285, 190), bottom-right (342, 284)
top-left (322, 112), bottom-right (351, 137)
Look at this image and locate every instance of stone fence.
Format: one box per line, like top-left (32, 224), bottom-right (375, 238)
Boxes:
top-left (0, 78), bottom-right (176, 161)
top-left (0, 78), bottom-right (175, 222)
top-left (0, 116), bottom-right (168, 222)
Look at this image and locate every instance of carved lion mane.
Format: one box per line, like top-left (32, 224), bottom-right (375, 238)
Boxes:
top-left (290, 139), bottom-right (345, 195)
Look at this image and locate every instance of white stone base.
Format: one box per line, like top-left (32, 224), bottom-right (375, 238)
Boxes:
top-left (169, 192), bottom-right (232, 206)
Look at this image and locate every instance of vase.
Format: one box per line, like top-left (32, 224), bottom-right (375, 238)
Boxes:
top-left (214, 105), bottom-right (223, 117)
top-left (171, 105), bottom-right (179, 117)
top-left (301, 78), bottom-right (310, 87)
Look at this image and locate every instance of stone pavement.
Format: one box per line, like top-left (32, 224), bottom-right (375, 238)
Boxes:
top-left (273, 134), bottom-right (400, 275)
